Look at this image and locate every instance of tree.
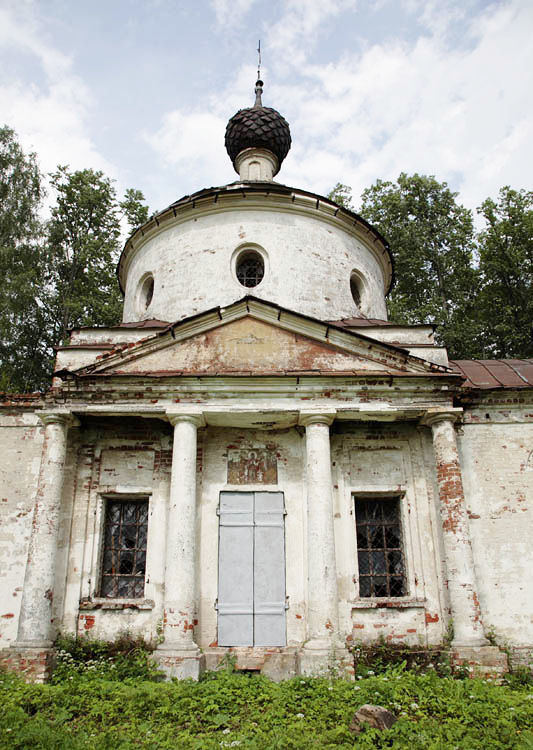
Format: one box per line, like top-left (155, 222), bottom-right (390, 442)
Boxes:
top-left (327, 182), bottom-right (353, 210)
top-left (120, 188), bottom-right (150, 230)
top-left (357, 173), bottom-right (481, 358)
top-left (44, 167), bottom-right (124, 346)
top-left (477, 187), bottom-right (533, 358)
top-left (0, 129), bottom-right (151, 392)
top-left (43, 167), bottom-right (151, 357)
top-left (0, 126), bottom-right (48, 391)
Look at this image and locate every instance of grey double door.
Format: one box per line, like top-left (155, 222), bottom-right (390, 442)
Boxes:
top-left (218, 491), bottom-right (286, 647)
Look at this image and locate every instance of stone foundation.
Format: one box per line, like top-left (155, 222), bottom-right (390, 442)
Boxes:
top-left (152, 647), bottom-right (205, 680)
top-left (203, 647), bottom-right (299, 681)
top-left (0, 645), bottom-right (56, 683)
top-left (509, 647), bottom-right (533, 672)
top-left (299, 645), bottom-right (353, 678)
top-left (449, 645), bottom-right (508, 678)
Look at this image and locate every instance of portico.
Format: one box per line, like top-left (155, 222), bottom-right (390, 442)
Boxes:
top-left (8, 369), bottom-right (494, 681)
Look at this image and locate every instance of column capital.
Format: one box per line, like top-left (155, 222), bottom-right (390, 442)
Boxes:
top-left (299, 409), bottom-right (336, 427)
top-left (420, 407), bottom-right (463, 428)
top-left (166, 408), bottom-right (205, 428)
top-left (38, 410), bottom-right (78, 427)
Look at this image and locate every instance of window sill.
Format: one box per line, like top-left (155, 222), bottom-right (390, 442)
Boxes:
top-left (79, 598), bottom-right (155, 611)
top-left (352, 599), bottom-right (426, 610)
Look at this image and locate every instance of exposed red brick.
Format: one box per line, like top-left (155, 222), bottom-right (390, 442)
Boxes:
top-left (83, 615), bottom-right (95, 630)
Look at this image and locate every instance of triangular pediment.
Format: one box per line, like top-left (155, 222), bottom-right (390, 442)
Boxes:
top-left (67, 299), bottom-right (452, 379)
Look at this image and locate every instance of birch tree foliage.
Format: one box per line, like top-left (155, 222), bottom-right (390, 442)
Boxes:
top-left (0, 126), bottom-right (150, 392)
top-left (45, 168), bottom-right (151, 346)
top-left (0, 126), bottom-right (48, 391)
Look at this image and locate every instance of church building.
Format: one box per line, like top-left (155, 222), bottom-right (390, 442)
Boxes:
top-left (1, 79), bottom-right (532, 682)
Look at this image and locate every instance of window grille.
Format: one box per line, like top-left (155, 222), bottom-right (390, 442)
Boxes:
top-left (100, 499), bottom-right (148, 598)
top-left (354, 497), bottom-right (405, 597)
top-left (236, 252), bottom-right (264, 287)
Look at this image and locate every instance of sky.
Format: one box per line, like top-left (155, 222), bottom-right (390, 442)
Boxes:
top-left (1, 0), bottom-right (532, 220)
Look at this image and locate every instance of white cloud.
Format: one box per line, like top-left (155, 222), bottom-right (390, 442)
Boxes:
top-left (0, 2), bottom-right (116, 182)
top-left (210, 0), bottom-right (258, 28)
top-left (265, 0), bottom-right (358, 68)
top-left (143, 0), bottom-right (533, 217)
top-left (143, 109), bottom-right (229, 184)
top-left (279, 0), bottom-right (533, 212)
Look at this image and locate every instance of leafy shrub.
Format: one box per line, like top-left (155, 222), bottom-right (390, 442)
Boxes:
top-left (1, 663), bottom-right (532, 749)
top-left (52, 634), bottom-right (162, 683)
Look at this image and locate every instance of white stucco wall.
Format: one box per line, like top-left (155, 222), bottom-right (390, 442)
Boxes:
top-left (120, 198), bottom-right (390, 325)
top-left (0, 412), bottom-right (44, 644)
top-left (459, 404), bottom-right (533, 648)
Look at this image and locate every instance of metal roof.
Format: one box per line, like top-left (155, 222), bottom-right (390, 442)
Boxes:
top-left (328, 317), bottom-right (393, 327)
top-left (450, 359), bottom-right (533, 389)
top-left (118, 319), bottom-right (170, 329)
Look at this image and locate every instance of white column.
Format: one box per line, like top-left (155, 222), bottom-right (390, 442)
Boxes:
top-left (300, 412), bottom-right (340, 652)
top-left (159, 412), bottom-right (204, 652)
top-left (16, 412), bottom-right (71, 645)
top-left (423, 409), bottom-right (487, 647)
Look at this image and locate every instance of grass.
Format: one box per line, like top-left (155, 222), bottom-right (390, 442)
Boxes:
top-left (1, 662), bottom-right (532, 749)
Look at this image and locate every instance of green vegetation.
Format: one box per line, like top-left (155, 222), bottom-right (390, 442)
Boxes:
top-left (1, 641), bottom-right (532, 749)
top-left (0, 125), bottom-right (149, 393)
top-left (51, 634), bottom-right (162, 684)
top-left (329, 176), bottom-right (533, 361)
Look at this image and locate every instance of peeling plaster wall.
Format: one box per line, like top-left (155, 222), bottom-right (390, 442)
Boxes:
top-left (459, 405), bottom-right (533, 648)
top-left (2, 402), bottom-right (531, 657)
top-left (0, 412), bottom-right (44, 644)
top-left (56, 418), bottom-right (173, 644)
top-left (332, 423), bottom-right (447, 648)
top-left (122, 207), bottom-right (388, 324)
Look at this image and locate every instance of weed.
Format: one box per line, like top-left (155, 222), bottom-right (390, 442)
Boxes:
top-left (350, 636), bottom-right (452, 678)
top-left (52, 633), bottom-right (163, 683)
top-left (1, 666), bottom-right (532, 749)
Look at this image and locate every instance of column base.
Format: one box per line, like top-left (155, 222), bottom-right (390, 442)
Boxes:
top-left (449, 645), bottom-right (508, 679)
top-left (153, 646), bottom-right (204, 680)
top-left (299, 642), bottom-right (353, 678)
top-left (0, 644), bottom-right (56, 683)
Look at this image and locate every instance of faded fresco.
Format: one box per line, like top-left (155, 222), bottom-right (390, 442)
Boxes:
top-left (227, 448), bottom-right (278, 484)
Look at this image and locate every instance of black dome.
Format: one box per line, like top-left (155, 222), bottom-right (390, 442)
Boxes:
top-left (225, 105), bottom-right (291, 173)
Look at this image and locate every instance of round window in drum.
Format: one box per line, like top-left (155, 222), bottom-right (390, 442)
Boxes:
top-left (236, 250), bottom-right (265, 288)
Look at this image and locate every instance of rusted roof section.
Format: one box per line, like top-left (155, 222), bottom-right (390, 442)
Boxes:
top-left (329, 318), bottom-right (438, 331)
top-left (56, 344), bottom-right (116, 351)
top-left (0, 392), bottom-right (44, 405)
top-left (327, 317), bottom-right (393, 327)
top-left (450, 359), bottom-right (533, 389)
top-left (71, 319), bottom-right (171, 332)
top-left (118, 319), bottom-right (171, 329)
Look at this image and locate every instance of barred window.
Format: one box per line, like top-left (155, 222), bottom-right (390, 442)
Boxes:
top-left (354, 497), bottom-right (405, 598)
top-left (236, 251), bottom-right (264, 287)
top-left (100, 499), bottom-right (148, 598)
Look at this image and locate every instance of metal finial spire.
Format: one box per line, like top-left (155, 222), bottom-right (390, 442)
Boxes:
top-left (254, 40), bottom-right (263, 107)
